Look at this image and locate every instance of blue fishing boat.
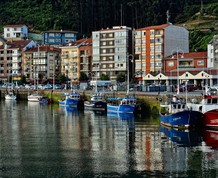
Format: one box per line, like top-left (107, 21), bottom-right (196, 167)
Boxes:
top-left (159, 95), bottom-right (203, 129)
top-left (107, 96), bottom-right (137, 114)
top-left (59, 91), bottom-right (84, 110)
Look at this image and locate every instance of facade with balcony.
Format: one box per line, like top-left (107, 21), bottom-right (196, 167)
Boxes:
top-left (23, 45), bottom-right (61, 83)
top-left (208, 35), bottom-right (218, 68)
top-left (0, 40), bottom-right (36, 82)
top-left (163, 52), bottom-right (207, 73)
top-left (60, 45), bottom-right (79, 83)
top-left (3, 24), bottom-right (28, 40)
top-left (134, 23), bottom-right (189, 81)
top-left (43, 30), bottom-right (77, 46)
top-left (92, 26), bottom-right (133, 82)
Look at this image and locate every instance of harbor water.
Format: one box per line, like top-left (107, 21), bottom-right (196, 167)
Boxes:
top-left (0, 100), bottom-right (218, 177)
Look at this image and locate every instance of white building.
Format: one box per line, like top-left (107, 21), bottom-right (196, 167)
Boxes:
top-left (207, 35), bottom-right (218, 68)
top-left (92, 26), bottom-right (133, 82)
top-left (3, 24), bottom-right (28, 40)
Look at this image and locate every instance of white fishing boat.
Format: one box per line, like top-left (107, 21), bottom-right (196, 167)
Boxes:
top-left (28, 93), bottom-right (43, 102)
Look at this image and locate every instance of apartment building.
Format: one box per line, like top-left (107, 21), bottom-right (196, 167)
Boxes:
top-left (60, 44), bottom-right (79, 83)
top-left (3, 24), bottom-right (28, 40)
top-left (23, 45), bottom-right (61, 83)
top-left (0, 39), bottom-right (36, 82)
top-left (92, 26), bottom-right (133, 82)
top-left (43, 30), bottom-right (77, 46)
top-left (208, 35), bottom-right (218, 68)
top-left (134, 23), bottom-right (189, 79)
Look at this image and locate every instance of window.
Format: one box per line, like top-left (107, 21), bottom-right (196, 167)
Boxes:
top-left (197, 60), bottom-right (204, 66)
top-left (168, 61), bottom-right (174, 66)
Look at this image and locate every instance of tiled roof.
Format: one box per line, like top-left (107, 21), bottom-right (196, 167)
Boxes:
top-left (66, 37), bottom-right (92, 47)
top-left (165, 52), bottom-right (207, 59)
top-left (136, 24), bottom-right (170, 31)
top-left (44, 30), bottom-right (77, 33)
top-left (4, 24), bottom-right (27, 28)
top-left (7, 40), bottom-right (32, 48)
top-left (25, 45), bottom-right (60, 53)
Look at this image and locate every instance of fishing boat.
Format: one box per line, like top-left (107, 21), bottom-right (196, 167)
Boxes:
top-left (159, 95), bottom-right (203, 129)
top-left (39, 97), bottom-right (52, 104)
top-left (28, 93), bottom-right (43, 102)
top-left (187, 86), bottom-right (218, 129)
top-left (107, 96), bottom-right (137, 114)
top-left (59, 91), bottom-right (84, 110)
top-left (5, 90), bottom-right (16, 100)
top-left (84, 92), bottom-right (107, 111)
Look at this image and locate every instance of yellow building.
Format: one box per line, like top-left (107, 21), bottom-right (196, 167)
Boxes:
top-left (60, 45), bottom-right (79, 83)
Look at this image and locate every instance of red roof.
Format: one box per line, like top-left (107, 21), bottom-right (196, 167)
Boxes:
top-left (25, 45), bottom-right (60, 53)
top-left (4, 24), bottom-right (27, 28)
top-left (137, 24), bottom-right (170, 31)
top-left (166, 52), bottom-right (207, 59)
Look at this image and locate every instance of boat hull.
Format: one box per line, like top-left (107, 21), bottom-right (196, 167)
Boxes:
top-left (203, 109), bottom-right (218, 128)
top-left (59, 99), bottom-right (79, 107)
top-left (84, 101), bottom-right (107, 111)
top-left (160, 110), bottom-right (203, 129)
top-left (107, 104), bottom-right (135, 114)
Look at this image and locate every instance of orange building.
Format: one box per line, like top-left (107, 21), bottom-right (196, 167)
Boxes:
top-left (134, 23), bottom-right (189, 81)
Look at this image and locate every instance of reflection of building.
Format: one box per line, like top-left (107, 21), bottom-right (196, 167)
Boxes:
top-left (0, 39), bottom-right (36, 82)
top-left (23, 45), bottom-right (61, 82)
top-left (43, 30), bottom-right (77, 45)
top-left (134, 23), bottom-right (189, 79)
top-left (92, 26), bottom-right (133, 82)
top-left (3, 24), bottom-right (28, 40)
top-left (208, 35), bottom-right (218, 68)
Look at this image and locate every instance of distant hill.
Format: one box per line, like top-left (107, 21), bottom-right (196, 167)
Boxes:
top-left (177, 2), bottom-right (218, 52)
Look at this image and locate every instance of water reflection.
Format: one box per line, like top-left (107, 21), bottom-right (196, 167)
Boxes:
top-left (1, 101), bottom-right (218, 177)
top-left (160, 125), bottom-right (202, 147)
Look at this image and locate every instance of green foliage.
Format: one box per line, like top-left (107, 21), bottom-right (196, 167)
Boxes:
top-left (79, 72), bottom-right (88, 81)
top-left (116, 73), bottom-right (126, 83)
top-left (100, 74), bottom-right (110, 80)
top-left (189, 29), bottom-right (218, 52)
top-left (56, 73), bottom-right (67, 84)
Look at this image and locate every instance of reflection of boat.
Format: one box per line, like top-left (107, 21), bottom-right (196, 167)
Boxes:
top-left (59, 92), bottom-right (84, 110)
top-left (203, 129), bottom-right (218, 149)
top-left (160, 126), bottom-right (202, 147)
top-left (59, 106), bottom-right (79, 113)
top-left (187, 87), bottom-right (218, 129)
top-left (107, 112), bottom-right (135, 120)
top-left (107, 96), bottom-right (137, 114)
top-left (160, 95), bottom-right (203, 129)
top-left (28, 93), bottom-right (43, 102)
top-left (5, 91), bottom-right (16, 100)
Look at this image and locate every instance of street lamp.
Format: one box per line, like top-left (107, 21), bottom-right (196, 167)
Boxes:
top-left (127, 54), bottom-right (134, 95)
top-left (171, 47), bottom-right (184, 94)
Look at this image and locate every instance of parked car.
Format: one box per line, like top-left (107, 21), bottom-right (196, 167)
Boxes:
top-left (175, 84), bottom-right (198, 92)
top-left (55, 84), bottom-right (64, 90)
top-left (44, 84), bottom-right (53, 89)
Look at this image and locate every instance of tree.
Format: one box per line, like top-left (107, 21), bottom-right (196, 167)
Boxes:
top-left (100, 74), bottom-right (110, 80)
top-left (116, 73), bottom-right (126, 83)
top-left (56, 73), bottom-right (67, 84)
top-left (79, 72), bottom-right (89, 81)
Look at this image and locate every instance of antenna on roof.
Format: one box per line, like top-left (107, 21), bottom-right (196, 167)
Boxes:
top-left (121, 4), bottom-right (123, 26)
top-left (166, 10), bottom-right (170, 24)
